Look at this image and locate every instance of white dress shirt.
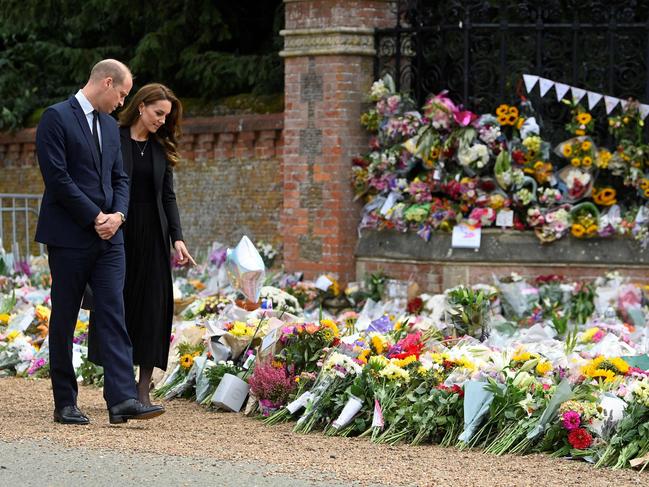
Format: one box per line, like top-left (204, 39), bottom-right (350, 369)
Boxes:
top-left (75, 90), bottom-right (102, 151)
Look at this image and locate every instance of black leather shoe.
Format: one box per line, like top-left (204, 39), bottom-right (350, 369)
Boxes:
top-left (108, 398), bottom-right (165, 424)
top-left (53, 405), bottom-right (90, 425)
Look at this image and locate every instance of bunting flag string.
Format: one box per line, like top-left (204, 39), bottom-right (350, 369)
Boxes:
top-left (522, 74), bottom-right (649, 120)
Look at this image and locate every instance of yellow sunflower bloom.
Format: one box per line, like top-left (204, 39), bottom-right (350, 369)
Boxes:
top-left (180, 353), bottom-right (194, 369)
top-left (562, 144), bottom-right (573, 157)
top-left (508, 106), bottom-right (519, 118)
top-left (582, 156), bottom-right (593, 167)
top-left (571, 157), bottom-right (581, 167)
top-left (581, 140), bottom-right (592, 151)
top-left (571, 224), bottom-right (586, 238)
top-left (496, 104), bottom-right (509, 116)
top-left (577, 113), bottom-right (592, 124)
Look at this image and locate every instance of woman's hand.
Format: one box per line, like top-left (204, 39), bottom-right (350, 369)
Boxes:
top-left (173, 240), bottom-right (196, 267)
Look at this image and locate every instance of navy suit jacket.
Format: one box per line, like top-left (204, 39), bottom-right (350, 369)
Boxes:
top-left (35, 96), bottom-right (129, 248)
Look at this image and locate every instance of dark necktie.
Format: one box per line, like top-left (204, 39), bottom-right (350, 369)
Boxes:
top-left (92, 110), bottom-right (102, 156)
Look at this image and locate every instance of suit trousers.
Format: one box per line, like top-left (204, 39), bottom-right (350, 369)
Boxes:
top-left (47, 240), bottom-right (136, 409)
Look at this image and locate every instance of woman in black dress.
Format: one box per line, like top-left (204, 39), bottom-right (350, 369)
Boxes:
top-left (117, 83), bottom-right (195, 405)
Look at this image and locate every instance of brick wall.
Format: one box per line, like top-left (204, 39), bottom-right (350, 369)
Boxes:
top-left (0, 114), bottom-right (284, 257)
top-left (357, 258), bottom-right (649, 294)
top-left (280, 0), bottom-right (396, 283)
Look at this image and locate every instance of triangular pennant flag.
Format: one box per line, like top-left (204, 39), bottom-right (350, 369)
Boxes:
top-left (640, 104), bottom-right (649, 120)
top-left (620, 99), bottom-right (630, 111)
top-left (571, 87), bottom-right (586, 103)
top-left (523, 74), bottom-right (539, 93)
top-left (604, 96), bottom-right (621, 115)
top-left (554, 82), bottom-right (570, 101)
top-left (587, 91), bottom-right (603, 110)
top-left (539, 77), bottom-right (554, 97)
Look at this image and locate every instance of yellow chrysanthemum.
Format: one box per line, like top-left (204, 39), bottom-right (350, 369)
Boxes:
top-left (512, 349), bottom-right (531, 362)
top-left (597, 150), bottom-right (612, 168)
top-left (536, 360), bottom-right (552, 376)
top-left (580, 327), bottom-right (599, 343)
top-left (392, 355), bottom-right (417, 368)
top-left (320, 319), bottom-right (340, 338)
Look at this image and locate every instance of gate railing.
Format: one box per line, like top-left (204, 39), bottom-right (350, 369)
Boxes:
top-left (0, 193), bottom-right (44, 259)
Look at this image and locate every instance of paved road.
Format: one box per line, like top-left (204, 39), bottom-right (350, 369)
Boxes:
top-left (0, 439), bottom-right (360, 487)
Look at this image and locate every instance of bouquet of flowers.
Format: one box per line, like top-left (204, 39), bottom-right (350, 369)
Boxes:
top-left (248, 359), bottom-right (298, 415)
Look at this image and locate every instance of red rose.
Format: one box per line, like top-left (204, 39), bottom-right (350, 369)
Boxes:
top-left (407, 297), bottom-right (424, 315)
top-left (567, 428), bottom-right (593, 450)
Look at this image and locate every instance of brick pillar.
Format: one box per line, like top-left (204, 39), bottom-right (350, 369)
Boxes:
top-left (280, 0), bottom-right (395, 283)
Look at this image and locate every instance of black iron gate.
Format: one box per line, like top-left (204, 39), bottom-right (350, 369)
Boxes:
top-left (375, 0), bottom-right (649, 142)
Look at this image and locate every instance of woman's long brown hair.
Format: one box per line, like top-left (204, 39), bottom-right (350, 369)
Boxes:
top-left (119, 83), bottom-right (183, 166)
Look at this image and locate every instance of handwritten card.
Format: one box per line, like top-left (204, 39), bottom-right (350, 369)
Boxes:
top-left (496, 209), bottom-right (514, 228)
top-left (451, 223), bottom-right (482, 249)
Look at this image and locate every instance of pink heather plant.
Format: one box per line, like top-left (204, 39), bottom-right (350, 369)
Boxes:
top-left (248, 361), bottom-right (297, 410)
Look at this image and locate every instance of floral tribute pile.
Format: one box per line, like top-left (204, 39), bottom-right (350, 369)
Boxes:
top-left (353, 75), bottom-right (649, 245)
top-left (2, 245), bottom-right (649, 471)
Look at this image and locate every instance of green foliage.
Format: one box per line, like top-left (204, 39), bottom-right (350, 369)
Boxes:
top-left (0, 0), bottom-right (284, 129)
top-left (446, 285), bottom-right (494, 340)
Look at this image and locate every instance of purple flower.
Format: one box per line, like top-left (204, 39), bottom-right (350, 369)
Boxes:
top-left (368, 315), bottom-right (393, 334)
top-left (562, 410), bottom-right (581, 431)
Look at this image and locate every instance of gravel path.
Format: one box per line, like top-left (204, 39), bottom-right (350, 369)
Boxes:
top-left (0, 377), bottom-right (647, 487)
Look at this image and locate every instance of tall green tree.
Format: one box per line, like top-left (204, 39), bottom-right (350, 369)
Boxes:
top-left (0, 0), bottom-right (284, 130)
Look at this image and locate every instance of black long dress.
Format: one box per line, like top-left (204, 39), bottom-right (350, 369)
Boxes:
top-left (123, 139), bottom-right (174, 370)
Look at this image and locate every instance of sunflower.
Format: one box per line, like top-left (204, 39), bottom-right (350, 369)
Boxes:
top-left (571, 223), bottom-right (586, 237)
top-left (571, 157), bottom-right (581, 167)
top-left (562, 144), bottom-right (573, 157)
top-left (180, 353), bottom-right (194, 369)
top-left (497, 114), bottom-right (508, 125)
top-left (586, 224), bottom-right (598, 236)
top-left (582, 156), bottom-right (593, 167)
top-left (577, 112), bottom-right (592, 124)
top-left (644, 188), bottom-right (649, 198)
top-left (507, 114), bottom-right (517, 125)
top-left (496, 104), bottom-right (509, 116)
top-left (640, 178), bottom-right (649, 190)
top-left (508, 106), bottom-right (519, 118)
top-left (597, 187), bottom-right (617, 205)
top-left (581, 140), bottom-right (592, 151)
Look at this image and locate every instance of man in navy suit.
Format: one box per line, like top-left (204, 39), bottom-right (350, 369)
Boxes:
top-left (35, 59), bottom-right (164, 424)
